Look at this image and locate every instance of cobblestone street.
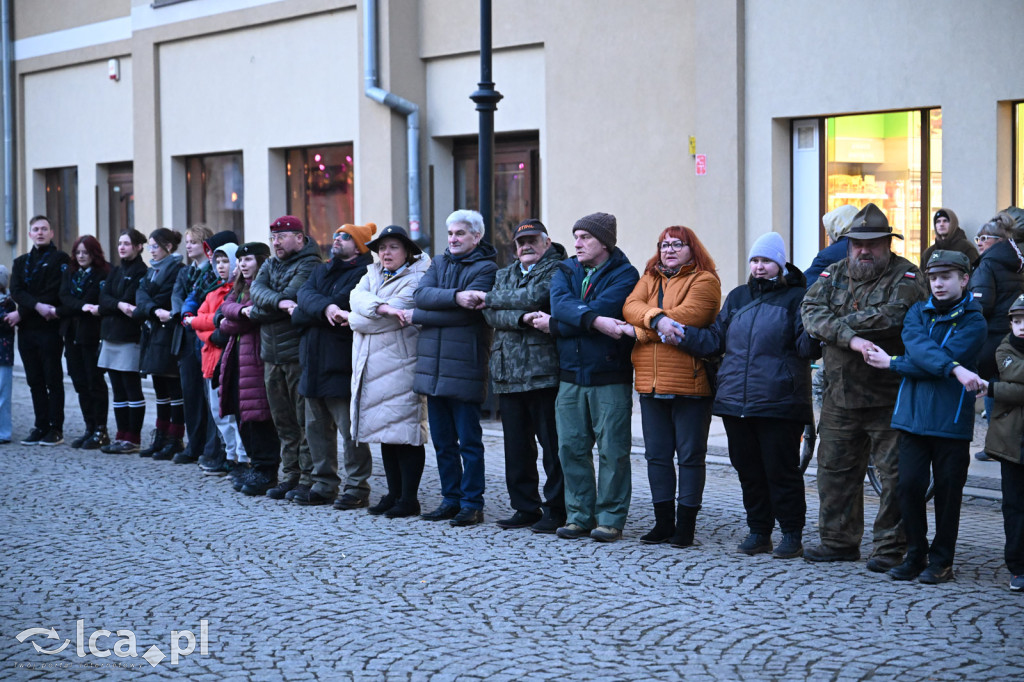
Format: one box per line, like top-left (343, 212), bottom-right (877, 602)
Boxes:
top-left (2, 374), bottom-right (1023, 680)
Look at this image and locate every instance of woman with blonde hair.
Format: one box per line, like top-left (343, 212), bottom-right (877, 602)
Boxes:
top-left (621, 225), bottom-right (721, 547)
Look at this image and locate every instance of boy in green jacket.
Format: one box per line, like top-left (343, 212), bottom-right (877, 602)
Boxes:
top-left (981, 293), bottom-right (1024, 592)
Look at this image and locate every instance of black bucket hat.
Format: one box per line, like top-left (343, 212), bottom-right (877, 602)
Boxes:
top-left (368, 225), bottom-right (422, 256)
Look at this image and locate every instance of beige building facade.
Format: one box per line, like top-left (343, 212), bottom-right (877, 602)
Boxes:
top-left (3, 0), bottom-right (1024, 287)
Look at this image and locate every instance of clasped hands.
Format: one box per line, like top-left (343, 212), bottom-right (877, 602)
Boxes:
top-left (859, 336), bottom-right (988, 393)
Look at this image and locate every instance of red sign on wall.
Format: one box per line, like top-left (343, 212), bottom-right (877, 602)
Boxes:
top-left (695, 154), bottom-right (707, 176)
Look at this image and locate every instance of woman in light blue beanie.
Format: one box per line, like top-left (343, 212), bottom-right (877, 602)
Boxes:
top-left (748, 231), bottom-right (787, 274)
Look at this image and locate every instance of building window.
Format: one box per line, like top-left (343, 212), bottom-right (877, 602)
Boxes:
top-left (285, 144), bottom-right (354, 257)
top-left (44, 166), bottom-right (78, 252)
top-left (824, 109), bottom-right (941, 266)
top-left (107, 163), bottom-right (134, 261)
top-left (453, 135), bottom-right (540, 268)
top-left (186, 153), bottom-right (244, 235)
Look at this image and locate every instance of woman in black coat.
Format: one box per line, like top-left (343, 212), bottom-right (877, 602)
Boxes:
top-left (98, 229), bottom-right (149, 453)
top-left (133, 228), bottom-right (186, 459)
top-left (682, 232), bottom-right (818, 560)
top-left (58, 235), bottom-right (111, 449)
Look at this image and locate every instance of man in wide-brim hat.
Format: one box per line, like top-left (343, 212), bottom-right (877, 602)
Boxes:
top-left (800, 202), bottom-right (928, 573)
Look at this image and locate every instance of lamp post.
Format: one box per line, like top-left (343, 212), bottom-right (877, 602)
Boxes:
top-left (469, 0), bottom-right (503, 242)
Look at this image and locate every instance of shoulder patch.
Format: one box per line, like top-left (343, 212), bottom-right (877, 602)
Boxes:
top-left (1004, 356), bottom-right (1014, 368)
top-left (903, 272), bottom-right (916, 278)
top-left (818, 271), bottom-right (830, 278)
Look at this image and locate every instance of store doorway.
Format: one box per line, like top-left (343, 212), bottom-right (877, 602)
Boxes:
top-left (453, 135), bottom-right (540, 268)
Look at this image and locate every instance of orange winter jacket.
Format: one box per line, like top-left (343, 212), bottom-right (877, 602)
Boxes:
top-left (623, 265), bottom-right (721, 396)
top-left (190, 281), bottom-right (232, 379)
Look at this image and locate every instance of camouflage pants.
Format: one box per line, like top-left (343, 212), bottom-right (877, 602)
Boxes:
top-left (815, 404), bottom-right (905, 558)
top-left (264, 362), bottom-right (312, 486)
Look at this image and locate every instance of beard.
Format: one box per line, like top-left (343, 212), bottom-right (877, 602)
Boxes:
top-left (848, 253), bottom-right (889, 280)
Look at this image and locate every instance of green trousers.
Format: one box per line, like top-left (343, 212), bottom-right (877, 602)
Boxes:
top-left (554, 382), bottom-right (632, 530)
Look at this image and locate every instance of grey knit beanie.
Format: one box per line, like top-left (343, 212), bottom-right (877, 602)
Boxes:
top-left (572, 212), bottom-right (617, 251)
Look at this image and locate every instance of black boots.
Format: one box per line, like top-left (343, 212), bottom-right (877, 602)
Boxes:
top-left (670, 504), bottom-right (700, 548)
top-left (640, 501), bottom-right (676, 544)
top-left (139, 430), bottom-right (168, 458)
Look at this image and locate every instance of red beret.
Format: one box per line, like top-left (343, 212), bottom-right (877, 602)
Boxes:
top-left (270, 215), bottom-right (304, 233)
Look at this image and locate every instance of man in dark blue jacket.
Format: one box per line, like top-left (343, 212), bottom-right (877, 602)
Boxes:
top-left (865, 250), bottom-right (987, 584)
top-left (528, 212), bottom-right (639, 543)
top-left (294, 223), bottom-right (376, 508)
top-left (413, 209), bottom-right (498, 527)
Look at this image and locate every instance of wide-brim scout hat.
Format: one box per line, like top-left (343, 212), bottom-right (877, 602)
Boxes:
top-left (368, 225), bottom-right (422, 256)
top-left (846, 203), bottom-right (903, 240)
top-left (924, 249), bottom-right (971, 275)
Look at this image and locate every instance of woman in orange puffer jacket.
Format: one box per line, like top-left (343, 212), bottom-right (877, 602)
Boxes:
top-left (621, 225), bottom-right (721, 548)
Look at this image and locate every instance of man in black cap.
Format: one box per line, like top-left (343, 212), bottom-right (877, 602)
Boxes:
top-left (801, 203), bottom-right (927, 571)
top-left (528, 211), bottom-right (639, 543)
top-left (476, 219), bottom-right (568, 533)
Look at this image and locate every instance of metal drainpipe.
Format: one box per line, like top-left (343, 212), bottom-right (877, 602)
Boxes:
top-left (2, 0), bottom-right (15, 245)
top-left (363, 0), bottom-right (423, 244)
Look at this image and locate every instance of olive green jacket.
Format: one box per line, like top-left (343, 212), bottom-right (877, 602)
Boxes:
top-left (801, 254), bottom-right (926, 409)
top-left (985, 336), bottom-right (1024, 465)
top-left (482, 242), bottom-right (566, 394)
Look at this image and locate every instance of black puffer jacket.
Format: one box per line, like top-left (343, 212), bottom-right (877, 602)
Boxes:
top-left (134, 255), bottom-right (185, 376)
top-left (970, 239), bottom-right (1024, 335)
top-left (250, 237), bottom-right (322, 364)
top-left (294, 251), bottom-right (373, 399)
top-left (58, 266), bottom-right (107, 345)
top-left (683, 264), bottom-right (818, 423)
top-left (970, 239), bottom-right (1024, 379)
top-left (10, 243), bottom-right (70, 332)
top-left (98, 257), bottom-right (148, 343)
top-left (413, 242), bottom-right (498, 403)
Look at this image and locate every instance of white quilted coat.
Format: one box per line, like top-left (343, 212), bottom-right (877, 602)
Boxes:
top-left (349, 256), bottom-right (430, 445)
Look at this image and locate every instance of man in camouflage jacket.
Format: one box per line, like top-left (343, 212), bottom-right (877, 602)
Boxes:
top-left (480, 220), bottom-right (567, 534)
top-left (801, 203), bottom-right (927, 571)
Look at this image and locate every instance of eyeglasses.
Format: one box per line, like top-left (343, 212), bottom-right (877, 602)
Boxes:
top-left (975, 235), bottom-right (1002, 245)
top-left (659, 241), bottom-right (688, 252)
top-left (335, 232), bottom-right (353, 241)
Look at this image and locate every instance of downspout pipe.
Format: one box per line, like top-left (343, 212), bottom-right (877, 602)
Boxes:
top-left (363, 0), bottom-right (422, 244)
top-left (2, 0), bottom-right (15, 245)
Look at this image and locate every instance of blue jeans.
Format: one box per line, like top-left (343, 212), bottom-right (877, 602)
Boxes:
top-left (427, 396), bottom-right (485, 510)
top-left (0, 364), bottom-right (11, 441)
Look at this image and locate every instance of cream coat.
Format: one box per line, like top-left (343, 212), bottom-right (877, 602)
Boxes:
top-left (349, 256), bottom-right (430, 445)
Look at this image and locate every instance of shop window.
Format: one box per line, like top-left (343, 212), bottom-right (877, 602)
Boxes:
top-left (453, 134), bottom-right (540, 268)
top-left (186, 153), bottom-right (244, 235)
top-left (824, 109), bottom-right (941, 266)
top-left (43, 166), bottom-right (78, 252)
top-left (285, 144), bottom-right (354, 257)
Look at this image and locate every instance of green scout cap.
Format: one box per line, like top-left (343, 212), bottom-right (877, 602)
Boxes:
top-left (924, 249), bottom-right (971, 275)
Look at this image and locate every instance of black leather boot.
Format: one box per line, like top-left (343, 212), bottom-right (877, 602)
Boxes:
top-left (670, 504), bottom-right (700, 548)
top-left (640, 501), bottom-right (676, 544)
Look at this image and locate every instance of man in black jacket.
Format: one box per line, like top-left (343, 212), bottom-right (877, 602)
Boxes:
top-left (413, 209), bottom-right (498, 526)
top-left (6, 215), bottom-right (71, 445)
top-left (294, 223), bottom-right (375, 508)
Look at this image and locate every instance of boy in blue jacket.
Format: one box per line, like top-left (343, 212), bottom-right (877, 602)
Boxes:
top-left (865, 250), bottom-right (987, 584)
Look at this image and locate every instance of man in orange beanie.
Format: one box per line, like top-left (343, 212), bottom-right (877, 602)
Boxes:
top-left (336, 222), bottom-right (377, 255)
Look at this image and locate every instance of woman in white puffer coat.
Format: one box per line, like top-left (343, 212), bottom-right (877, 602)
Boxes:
top-left (349, 225), bottom-right (431, 519)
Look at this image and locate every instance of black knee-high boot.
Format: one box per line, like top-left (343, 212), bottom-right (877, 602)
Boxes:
top-left (368, 448), bottom-right (401, 515)
top-left (386, 446), bottom-right (424, 518)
